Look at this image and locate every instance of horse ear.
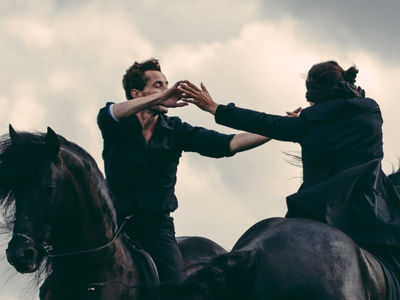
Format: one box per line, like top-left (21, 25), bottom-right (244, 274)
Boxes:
top-left (45, 127), bottom-right (60, 159)
top-left (9, 124), bottom-right (21, 142)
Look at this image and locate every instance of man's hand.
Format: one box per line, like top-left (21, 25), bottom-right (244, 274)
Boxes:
top-left (178, 81), bottom-right (219, 114)
top-left (159, 81), bottom-right (188, 108)
top-left (286, 107), bottom-right (302, 117)
top-left (111, 81), bottom-right (188, 119)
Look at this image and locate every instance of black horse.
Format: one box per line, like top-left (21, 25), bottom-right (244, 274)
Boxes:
top-left (0, 126), bottom-right (226, 299)
top-left (161, 184), bottom-right (400, 299)
top-left (162, 223), bottom-right (388, 300)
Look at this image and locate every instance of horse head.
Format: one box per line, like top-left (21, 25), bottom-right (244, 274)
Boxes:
top-left (1, 126), bottom-right (133, 299)
top-left (2, 125), bottom-right (64, 273)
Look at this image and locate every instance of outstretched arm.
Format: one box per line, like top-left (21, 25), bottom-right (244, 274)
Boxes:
top-left (230, 133), bottom-right (270, 153)
top-left (228, 106), bottom-right (301, 153)
top-left (230, 107), bottom-right (301, 153)
top-left (229, 106), bottom-right (302, 152)
top-left (179, 81), bottom-right (305, 142)
top-left (112, 81), bottom-right (187, 119)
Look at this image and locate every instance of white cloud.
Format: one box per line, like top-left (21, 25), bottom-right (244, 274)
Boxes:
top-left (0, 97), bottom-right (11, 129)
top-left (6, 82), bottom-right (46, 131)
top-left (4, 17), bottom-right (54, 49)
top-left (48, 71), bottom-right (74, 92)
top-left (51, 7), bottom-right (154, 66)
top-left (174, 156), bottom-right (258, 248)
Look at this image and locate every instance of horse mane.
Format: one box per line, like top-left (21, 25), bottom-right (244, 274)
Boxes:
top-left (0, 130), bottom-right (117, 234)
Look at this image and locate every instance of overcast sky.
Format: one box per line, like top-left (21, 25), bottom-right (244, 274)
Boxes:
top-left (1, 1), bottom-right (400, 299)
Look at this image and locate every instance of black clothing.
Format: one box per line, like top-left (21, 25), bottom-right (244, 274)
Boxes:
top-left (97, 102), bottom-right (234, 283)
top-left (125, 211), bottom-right (186, 283)
top-left (97, 102), bottom-right (234, 215)
top-left (215, 97), bottom-right (400, 298)
top-left (215, 98), bottom-right (400, 247)
top-left (305, 80), bottom-right (365, 103)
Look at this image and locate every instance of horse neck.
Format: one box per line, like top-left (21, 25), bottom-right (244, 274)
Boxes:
top-left (49, 162), bottom-right (142, 298)
top-left (51, 159), bottom-right (117, 269)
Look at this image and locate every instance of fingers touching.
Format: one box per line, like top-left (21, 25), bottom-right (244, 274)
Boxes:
top-left (176, 81), bottom-right (218, 113)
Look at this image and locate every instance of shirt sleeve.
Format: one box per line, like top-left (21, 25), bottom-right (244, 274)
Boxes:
top-left (174, 120), bottom-right (235, 158)
top-left (215, 103), bottom-right (307, 142)
top-left (97, 102), bottom-right (119, 141)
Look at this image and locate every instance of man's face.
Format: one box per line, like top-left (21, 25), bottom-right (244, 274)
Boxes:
top-left (140, 70), bottom-right (169, 113)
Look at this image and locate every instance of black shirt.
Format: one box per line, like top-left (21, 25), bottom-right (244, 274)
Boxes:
top-left (97, 102), bottom-right (234, 216)
top-left (215, 98), bottom-right (400, 247)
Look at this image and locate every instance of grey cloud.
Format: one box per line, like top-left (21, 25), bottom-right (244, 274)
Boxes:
top-left (260, 0), bottom-right (400, 62)
top-left (5, 0), bottom-right (399, 62)
top-left (47, 0), bottom-right (400, 61)
top-left (50, 0), bottom-right (263, 47)
top-left (183, 143), bottom-right (301, 219)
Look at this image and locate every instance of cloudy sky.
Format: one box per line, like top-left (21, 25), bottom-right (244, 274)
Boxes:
top-left (1, 0), bottom-right (400, 298)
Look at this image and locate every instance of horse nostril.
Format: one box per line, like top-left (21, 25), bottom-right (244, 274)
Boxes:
top-left (21, 248), bottom-right (36, 261)
top-left (6, 236), bottom-right (40, 272)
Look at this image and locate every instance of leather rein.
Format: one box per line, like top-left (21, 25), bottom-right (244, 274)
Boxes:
top-left (15, 215), bottom-right (131, 258)
top-left (15, 215), bottom-right (160, 299)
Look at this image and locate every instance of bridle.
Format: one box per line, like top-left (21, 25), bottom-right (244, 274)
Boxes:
top-left (15, 216), bottom-right (132, 258)
top-left (44, 215), bottom-right (131, 258)
top-left (13, 216), bottom-right (161, 299)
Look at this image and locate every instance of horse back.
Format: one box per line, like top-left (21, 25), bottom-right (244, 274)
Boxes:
top-left (177, 236), bottom-right (227, 275)
top-left (232, 217), bottom-right (386, 300)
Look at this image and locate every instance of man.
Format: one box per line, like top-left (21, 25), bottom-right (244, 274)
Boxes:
top-left (97, 58), bottom-right (269, 283)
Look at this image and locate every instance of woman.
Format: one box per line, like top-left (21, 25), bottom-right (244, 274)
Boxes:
top-left (179, 61), bottom-right (400, 299)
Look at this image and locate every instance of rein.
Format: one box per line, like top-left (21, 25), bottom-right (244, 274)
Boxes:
top-left (17, 215), bottom-right (161, 299)
top-left (40, 215), bottom-right (132, 258)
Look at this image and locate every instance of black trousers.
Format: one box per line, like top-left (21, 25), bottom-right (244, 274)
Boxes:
top-left (122, 210), bottom-right (186, 284)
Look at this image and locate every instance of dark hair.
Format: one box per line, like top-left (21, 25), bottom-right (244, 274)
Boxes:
top-left (307, 61), bottom-right (359, 87)
top-left (305, 61), bottom-right (362, 103)
top-left (122, 58), bottom-right (161, 100)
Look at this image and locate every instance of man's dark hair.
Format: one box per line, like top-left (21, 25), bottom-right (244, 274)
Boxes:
top-left (122, 58), bottom-right (161, 99)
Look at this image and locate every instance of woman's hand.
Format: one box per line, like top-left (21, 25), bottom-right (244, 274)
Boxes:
top-left (286, 107), bottom-right (302, 117)
top-left (178, 81), bottom-right (219, 114)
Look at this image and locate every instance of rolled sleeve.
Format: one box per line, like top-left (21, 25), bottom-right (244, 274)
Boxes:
top-left (215, 103), bottom-right (306, 142)
top-left (175, 121), bottom-right (234, 158)
top-left (97, 102), bottom-right (119, 140)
